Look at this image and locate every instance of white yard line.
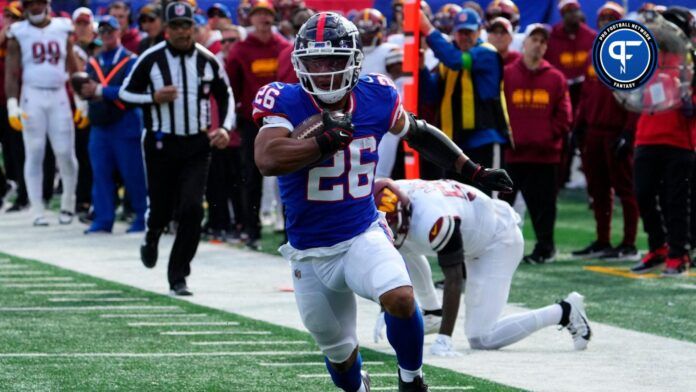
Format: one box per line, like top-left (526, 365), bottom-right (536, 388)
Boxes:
top-left (258, 361), bottom-right (385, 367)
top-left (0, 277), bottom-right (72, 282)
top-left (190, 340), bottom-right (309, 346)
top-left (0, 264), bottom-right (30, 269)
top-left (47, 297), bottom-right (149, 303)
top-left (0, 351), bottom-right (322, 358)
top-left (100, 313), bottom-right (206, 318)
top-left (2, 210), bottom-right (696, 392)
top-left (0, 271), bottom-right (51, 276)
top-left (161, 330), bottom-right (271, 336)
top-left (128, 321), bottom-right (237, 327)
top-left (27, 290), bottom-right (123, 295)
top-left (0, 306), bottom-right (179, 312)
top-left (3, 283), bottom-right (96, 288)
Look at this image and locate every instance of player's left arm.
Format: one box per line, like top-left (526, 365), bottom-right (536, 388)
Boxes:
top-left (434, 217), bottom-right (464, 337)
top-left (388, 110), bottom-right (513, 193)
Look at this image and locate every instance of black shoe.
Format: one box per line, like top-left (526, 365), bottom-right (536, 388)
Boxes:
top-left (170, 282), bottom-right (193, 296)
top-left (398, 370), bottom-right (429, 392)
top-left (246, 239), bottom-right (261, 251)
top-left (571, 241), bottom-right (612, 259)
top-left (629, 247), bottom-right (667, 274)
top-left (523, 248), bottom-right (556, 265)
top-left (599, 244), bottom-right (640, 262)
top-left (6, 202), bottom-right (28, 212)
top-left (140, 230), bottom-right (161, 269)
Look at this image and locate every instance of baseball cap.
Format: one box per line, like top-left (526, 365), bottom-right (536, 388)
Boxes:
top-left (165, 1), bottom-right (195, 24)
top-left (72, 7), bottom-right (93, 24)
top-left (138, 4), bottom-right (161, 21)
top-left (249, 0), bottom-right (275, 16)
top-left (207, 3), bottom-right (232, 19)
top-left (454, 8), bottom-right (482, 32)
top-left (194, 14), bottom-right (208, 27)
top-left (524, 23), bottom-right (550, 39)
top-left (487, 16), bottom-right (513, 35)
top-left (597, 1), bottom-right (624, 19)
top-left (4, 1), bottom-right (23, 18)
top-left (98, 15), bottom-right (120, 32)
top-left (558, 0), bottom-right (581, 13)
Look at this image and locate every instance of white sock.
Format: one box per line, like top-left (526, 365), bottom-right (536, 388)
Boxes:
top-left (399, 366), bottom-right (423, 383)
top-left (356, 382), bottom-right (367, 392)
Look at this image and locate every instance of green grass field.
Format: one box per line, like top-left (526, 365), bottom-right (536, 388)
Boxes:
top-left (0, 254), bottom-right (518, 391)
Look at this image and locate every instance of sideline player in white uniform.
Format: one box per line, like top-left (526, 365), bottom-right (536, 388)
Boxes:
top-left (5, 0), bottom-right (78, 226)
top-left (351, 8), bottom-right (400, 77)
top-left (373, 178), bottom-right (592, 356)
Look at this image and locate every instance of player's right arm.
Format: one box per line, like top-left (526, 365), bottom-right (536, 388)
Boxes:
top-left (5, 36), bottom-right (23, 131)
top-left (253, 84), bottom-right (352, 176)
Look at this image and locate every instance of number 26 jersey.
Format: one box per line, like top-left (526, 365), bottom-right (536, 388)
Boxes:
top-left (8, 17), bottom-right (73, 89)
top-left (253, 74), bottom-right (402, 250)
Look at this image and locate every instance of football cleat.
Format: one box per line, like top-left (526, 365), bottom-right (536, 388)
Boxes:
top-left (429, 334), bottom-right (462, 357)
top-left (523, 248), bottom-right (556, 264)
top-left (398, 369), bottom-right (429, 392)
top-left (561, 292), bottom-right (591, 350)
top-left (140, 229), bottom-right (161, 269)
top-left (423, 314), bottom-right (442, 335)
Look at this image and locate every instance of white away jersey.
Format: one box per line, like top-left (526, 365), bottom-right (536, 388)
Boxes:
top-left (8, 17), bottom-right (73, 88)
top-left (361, 42), bottom-right (400, 76)
top-left (396, 179), bottom-right (519, 258)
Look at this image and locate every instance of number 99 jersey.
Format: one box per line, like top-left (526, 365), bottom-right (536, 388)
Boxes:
top-left (253, 74), bottom-right (402, 250)
top-left (7, 17), bottom-right (73, 89)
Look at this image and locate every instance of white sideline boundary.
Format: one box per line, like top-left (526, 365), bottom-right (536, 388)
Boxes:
top-left (3, 283), bottom-right (96, 288)
top-left (0, 271), bottom-right (51, 276)
top-left (1, 210), bottom-right (696, 391)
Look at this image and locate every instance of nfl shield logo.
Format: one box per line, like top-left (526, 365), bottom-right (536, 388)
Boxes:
top-left (175, 4), bottom-right (185, 16)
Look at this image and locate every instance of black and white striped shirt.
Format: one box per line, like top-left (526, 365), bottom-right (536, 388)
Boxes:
top-left (119, 41), bottom-right (235, 135)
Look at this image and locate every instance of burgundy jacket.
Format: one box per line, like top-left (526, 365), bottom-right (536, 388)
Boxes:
top-left (504, 58), bottom-right (572, 164)
top-left (544, 22), bottom-right (596, 84)
top-left (225, 32), bottom-right (291, 122)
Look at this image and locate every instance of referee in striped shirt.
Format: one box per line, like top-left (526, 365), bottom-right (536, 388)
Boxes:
top-left (119, 1), bottom-right (234, 296)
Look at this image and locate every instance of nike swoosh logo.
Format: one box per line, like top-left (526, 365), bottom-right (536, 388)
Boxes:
top-left (339, 131), bottom-right (349, 137)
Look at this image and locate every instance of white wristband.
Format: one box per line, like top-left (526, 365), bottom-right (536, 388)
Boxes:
top-left (7, 97), bottom-right (19, 113)
top-left (95, 84), bottom-right (103, 98)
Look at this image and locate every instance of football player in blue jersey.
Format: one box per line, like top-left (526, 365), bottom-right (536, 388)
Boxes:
top-left (253, 12), bottom-right (513, 392)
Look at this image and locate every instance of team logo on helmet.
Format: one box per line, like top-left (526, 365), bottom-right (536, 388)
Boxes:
top-left (593, 20), bottom-right (658, 90)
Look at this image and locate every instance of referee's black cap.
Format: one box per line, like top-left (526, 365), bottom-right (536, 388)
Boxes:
top-left (165, 2), bottom-right (195, 24)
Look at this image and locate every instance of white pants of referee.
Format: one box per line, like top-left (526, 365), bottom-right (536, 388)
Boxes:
top-left (21, 86), bottom-right (78, 218)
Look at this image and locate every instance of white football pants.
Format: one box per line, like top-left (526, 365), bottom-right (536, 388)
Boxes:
top-left (21, 86), bottom-right (78, 217)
